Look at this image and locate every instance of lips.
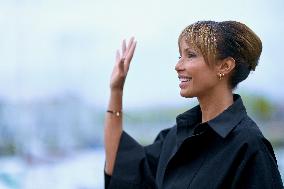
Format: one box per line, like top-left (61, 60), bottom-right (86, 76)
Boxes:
top-left (178, 75), bottom-right (192, 89)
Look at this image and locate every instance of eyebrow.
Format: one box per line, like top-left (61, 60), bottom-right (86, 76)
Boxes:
top-left (184, 48), bottom-right (196, 52)
top-left (180, 48), bottom-right (196, 55)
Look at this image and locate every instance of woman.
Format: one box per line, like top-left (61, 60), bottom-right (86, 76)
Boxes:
top-left (104, 21), bottom-right (283, 189)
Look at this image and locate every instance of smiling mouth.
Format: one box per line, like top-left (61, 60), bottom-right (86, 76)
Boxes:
top-left (178, 76), bottom-right (192, 82)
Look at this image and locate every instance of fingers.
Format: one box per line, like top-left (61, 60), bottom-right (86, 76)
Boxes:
top-left (118, 38), bottom-right (131, 62)
top-left (115, 37), bottom-right (137, 74)
top-left (126, 37), bottom-right (135, 51)
top-left (116, 49), bottom-right (122, 67)
top-left (124, 37), bottom-right (136, 61)
top-left (126, 40), bottom-right (137, 60)
top-left (116, 50), bottom-right (124, 72)
top-left (116, 50), bottom-right (120, 63)
top-left (122, 39), bottom-right (126, 58)
top-left (121, 37), bottom-right (135, 59)
top-left (124, 41), bottom-right (137, 72)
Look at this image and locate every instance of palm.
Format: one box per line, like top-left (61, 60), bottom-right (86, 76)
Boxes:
top-left (110, 37), bottom-right (137, 91)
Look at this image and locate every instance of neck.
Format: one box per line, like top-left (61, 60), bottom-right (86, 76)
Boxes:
top-left (197, 88), bottom-right (233, 123)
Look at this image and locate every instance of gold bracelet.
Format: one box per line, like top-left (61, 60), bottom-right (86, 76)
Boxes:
top-left (107, 110), bottom-right (122, 117)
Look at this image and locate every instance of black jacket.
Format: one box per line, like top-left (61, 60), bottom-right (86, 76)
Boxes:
top-left (105, 94), bottom-right (283, 189)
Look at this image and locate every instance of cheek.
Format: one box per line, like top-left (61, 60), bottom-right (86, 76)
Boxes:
top-left (192, 69), bottom-right (217, 87)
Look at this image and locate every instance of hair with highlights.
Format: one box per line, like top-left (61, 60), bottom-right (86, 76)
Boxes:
top-left (178, 21), bottom-right (262, 89)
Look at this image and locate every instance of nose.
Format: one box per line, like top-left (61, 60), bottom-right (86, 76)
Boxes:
top-left (175, 59), bottom-right (184, 72)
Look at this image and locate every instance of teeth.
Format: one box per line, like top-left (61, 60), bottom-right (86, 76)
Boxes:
top-left (179, 76), bottom-right (192, 82)
top-left (180, 78), bottom-right (189, 82)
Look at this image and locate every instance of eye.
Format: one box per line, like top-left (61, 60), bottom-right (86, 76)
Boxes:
top-left (178, 56), bottom-right (181, 59)
top-left (187, 53), bottom-right (196, 58)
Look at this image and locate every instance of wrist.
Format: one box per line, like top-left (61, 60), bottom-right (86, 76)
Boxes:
top-left (110, 89), bottom-right (123, 96)
top-left (107, 110), bottom-right (122, 117)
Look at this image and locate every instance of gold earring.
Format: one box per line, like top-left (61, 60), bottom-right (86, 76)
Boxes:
top-left (218, 73), bottom-right (225, 80)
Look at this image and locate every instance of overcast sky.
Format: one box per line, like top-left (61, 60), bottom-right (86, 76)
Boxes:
top-left (0, 0), bottom-right (283, 108)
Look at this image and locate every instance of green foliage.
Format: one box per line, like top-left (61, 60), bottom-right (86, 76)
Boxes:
top-left (242, 94), bottom-right (274, 121)
top-left (0, 143), bottom-right (16, 156)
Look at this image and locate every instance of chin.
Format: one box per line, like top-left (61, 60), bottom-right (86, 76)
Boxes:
top-left (180, 91), bottom-right (195, 98)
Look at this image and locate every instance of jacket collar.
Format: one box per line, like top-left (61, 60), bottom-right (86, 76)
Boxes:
top-left (176, 94), bottom-right (247, 139)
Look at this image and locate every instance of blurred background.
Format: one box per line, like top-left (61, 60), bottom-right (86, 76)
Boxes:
top-left (0, 0), bottom-right (283, 188)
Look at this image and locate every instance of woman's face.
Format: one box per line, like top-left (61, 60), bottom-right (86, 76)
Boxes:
top-left (175, 37), bottom-right (220, 98)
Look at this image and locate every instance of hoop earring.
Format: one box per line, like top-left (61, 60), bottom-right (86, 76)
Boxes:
top-left (218, 73), bottom-right (225, 80)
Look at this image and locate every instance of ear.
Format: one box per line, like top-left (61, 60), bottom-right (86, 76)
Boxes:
top-left (216, 57), bottom-right (236, 75)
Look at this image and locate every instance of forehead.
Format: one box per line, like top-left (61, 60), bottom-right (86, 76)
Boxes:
top-left (179, 37), bottom-right (199, 52)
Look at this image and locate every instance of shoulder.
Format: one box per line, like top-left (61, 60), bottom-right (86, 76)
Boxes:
top-left (154, 125), bottom-right (177, 143)
top-left (230, 115), bottom-right (275, 156)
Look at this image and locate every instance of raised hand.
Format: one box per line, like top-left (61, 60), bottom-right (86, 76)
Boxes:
top-left (110, 37), bottom-right (137, 91)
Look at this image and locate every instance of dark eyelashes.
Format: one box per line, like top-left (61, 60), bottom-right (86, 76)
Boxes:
top-left (188, 53), bottom-right (196, 58)
top-left (178, 53), bottom-right (196, 59)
